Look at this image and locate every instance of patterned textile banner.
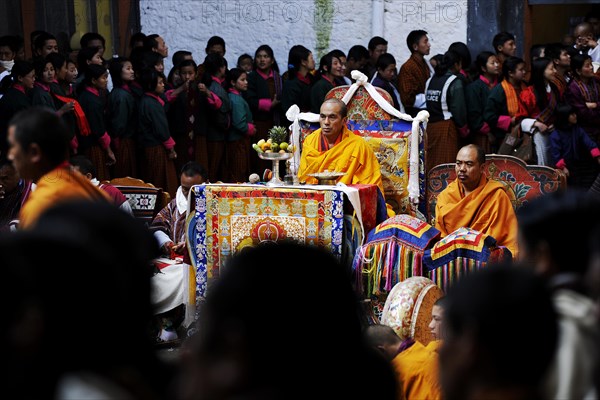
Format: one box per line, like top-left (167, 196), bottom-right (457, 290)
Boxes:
top-left (422, 227), bottom-right (512, 292)
top-left (186, 184), bottom-right (345, 300)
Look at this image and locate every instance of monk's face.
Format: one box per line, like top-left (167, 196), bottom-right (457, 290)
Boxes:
top-left (455, 146), bottom-right (483, 191)
top-left (428, 305), bottom-right (444, 341)
top-left (319, 101), bottom-right (347, 142)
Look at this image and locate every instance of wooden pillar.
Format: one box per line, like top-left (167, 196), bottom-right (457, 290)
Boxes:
top-left (21, 0), bottom-right (35, 59)
top-left (524, 0), bottom-right (534, 68)
top-left (117, 0), bottom-right (131, 56)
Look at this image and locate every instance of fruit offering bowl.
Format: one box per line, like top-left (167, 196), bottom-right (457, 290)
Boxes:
top-left (258, 152), bottom-right (293, 186)
top-left (257, 152), bottom-right (294, 161)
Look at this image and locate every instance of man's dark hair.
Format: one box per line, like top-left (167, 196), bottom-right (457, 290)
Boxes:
top-left (517, 190), bottom-right (600, 275)
top-left (80, 32), bottom-right (105, 49)
top-left (70, 154), bottom-right (96, 177)
top-left (376, 53), bottom-right (396, 71)
top-left (181, 161), bottom-right (208, 180)
top-left (195, 242), bottom-right (398, 398)
top-left (206, 36), bottom-right (225, 53)
top-left (347, 45), bottom-right (369, 61)
top-left (9, 107), bottom-right (70, 168)
top-left (544, 42), bottom-right (567, 63)
top-left (492, 31), bottom-right (515, 53)
top-left (143, 34), bottom-right (160, 52)
top-left (406, 30), bottom-right (428, 52)
top-left (444, 266), bottom-right (557, 393)
top-left (172, 50), bottom-right (192, 68)
top-left (0, 35), bottom-right (19, 54)
top-left (129, 32), bottom-right (146, 49)
top-left (33, 32), bottom-right (57, 53)
top-left (368, 36), bottom-right (388, 51)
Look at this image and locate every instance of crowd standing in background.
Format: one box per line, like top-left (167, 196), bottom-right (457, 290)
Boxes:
top-left (2, 12), bottom-right (600, 400)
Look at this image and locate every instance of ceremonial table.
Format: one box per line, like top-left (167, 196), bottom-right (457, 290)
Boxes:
top-left (186, 183), bottom-right (380, 300)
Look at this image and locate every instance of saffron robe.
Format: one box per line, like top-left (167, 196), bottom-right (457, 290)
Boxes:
top-left (19, 165), bottom-right (109, 229)
top-left (298, 126), bottom-right (385, 195)
top-left (392, 341), bottom-right (442, 400)
top-left (434, 174), bottom-right (518, 258)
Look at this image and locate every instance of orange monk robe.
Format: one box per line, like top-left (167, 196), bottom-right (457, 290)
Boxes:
top-left (19, 165), bottom-right (110, 229)
top-left (434, 174), bottom-right (518, 258)
top-left (392, 341), bottom-right (442, 400)
top-left (298, 126), bottom-right (395, 216)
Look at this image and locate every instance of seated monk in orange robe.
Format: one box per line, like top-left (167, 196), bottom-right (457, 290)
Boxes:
top-left (434, 144), bottom-right (518, 258)
top-left (365, 324), bottom-right (442, 400)
top-left (298, 98), bottom-right (394, 216)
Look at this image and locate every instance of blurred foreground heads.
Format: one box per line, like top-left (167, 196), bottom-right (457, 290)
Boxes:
top-left (177, 241), bottom-right (399, 400)
top-left (440, 266), bottom-right (557, 400)
top-left (0, 201), bottom-right (175, 399)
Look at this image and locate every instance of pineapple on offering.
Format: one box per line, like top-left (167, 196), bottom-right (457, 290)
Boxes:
top-left (268, 126), bottom-right (288, 153)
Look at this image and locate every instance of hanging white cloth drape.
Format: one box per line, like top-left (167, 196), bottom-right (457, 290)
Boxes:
top-left (286, 70), bottom-right (429, 205)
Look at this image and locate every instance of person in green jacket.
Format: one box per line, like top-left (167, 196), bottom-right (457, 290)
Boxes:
top-left (227, 68), bottom-right (255, 183)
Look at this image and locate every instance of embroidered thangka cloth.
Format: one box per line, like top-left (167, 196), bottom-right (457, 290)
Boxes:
top-left (187, 184), bottom-right (345, 300)
top-left (422, 227), bottom-right (512, 292)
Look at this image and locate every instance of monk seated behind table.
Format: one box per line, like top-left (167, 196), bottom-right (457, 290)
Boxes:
top-left (298, 98), bottom-right (395, 217)
top-left (434, 144), bottom-right (518, 257)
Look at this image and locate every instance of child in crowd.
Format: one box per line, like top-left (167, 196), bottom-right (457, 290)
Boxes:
top-left (77, 64), bottom-right (115, 181)
top-left (108, 57), bottom-right (138, 178)
top-left (138, 69), bottom-right (178, 197)
top-left (31, 58), bottom-right (57, 109)
top-left (201, 53), bottom-right (231, 182)
top-left (551, 104), bottom-right (600, 189)
top-left (227, 67), bottom-right (254, 183)
top-left (483, 56), bottom-right (527, 152)
top-left (371, 53), bottom-right (405, 113)
top-left (237, 53), bottom-right (253, 73)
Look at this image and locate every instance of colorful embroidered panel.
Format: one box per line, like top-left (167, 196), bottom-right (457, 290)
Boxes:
top-left (422, 227), bottom-right (510, 292)
top-left (187, 184), bottom-right (345, 300)
top-left (113, 185), bottom-right (159, 224)
top-left (328, 85), bottom-right (394, 120)
top-left (427, 154), bottom-right (567, 224)
top-left (353, 214), bottom-right (440, 299)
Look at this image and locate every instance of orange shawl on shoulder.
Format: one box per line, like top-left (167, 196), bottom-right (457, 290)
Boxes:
top-left (434, 175), bottom-right (519, 258)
